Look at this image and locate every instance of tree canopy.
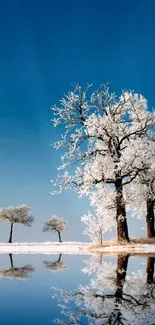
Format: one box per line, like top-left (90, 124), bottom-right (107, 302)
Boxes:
top-left (51, 84), bottom-right (155, 241)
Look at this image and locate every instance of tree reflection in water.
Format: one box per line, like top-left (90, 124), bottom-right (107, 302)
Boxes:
top-left (44, 254), bottom-right (67, 272)
top-left (0, 254), bottom-right (34, 280)
top-left (53, 254), bottom-right (155, 325)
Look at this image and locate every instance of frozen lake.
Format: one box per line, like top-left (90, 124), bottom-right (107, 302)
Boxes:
top-left (0, 253), bottom-right (155, 324)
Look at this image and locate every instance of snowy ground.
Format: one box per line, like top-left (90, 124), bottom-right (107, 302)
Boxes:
top-left (0, 242), bottom-right (90, 254)
top-left (89, 244), bottom-right (155, 254)
top-left (0, 242), bottom-right (155, 254)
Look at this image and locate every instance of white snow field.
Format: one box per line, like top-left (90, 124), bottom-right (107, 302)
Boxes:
top-left (0, 242), bottom-right (155, 254)
top-left (0, 242), bottom-right (90, 254)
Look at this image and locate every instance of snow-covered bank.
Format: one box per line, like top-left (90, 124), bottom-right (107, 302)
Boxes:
top-left (89, 244), bottom-right (155, 254)
top-left (0, 242), bottom-right (90, 254)
top-left (0, 242), bottom-right (155, 254)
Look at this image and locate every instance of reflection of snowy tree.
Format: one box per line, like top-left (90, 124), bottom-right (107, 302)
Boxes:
top-left (43, 254), bottom-right (67, 272)
top-left (0, 254), bottom-right (34, 281)
top-left (82, 255), bottom-right (104, 275)
top-left (123, 256), bottom-right (155, 325)
top-left (146, 257), bottom-right (155, 285)
top-left (53, 255), bottom-right (155, 325)
top-left (125, 257), bottom-right (155, 301)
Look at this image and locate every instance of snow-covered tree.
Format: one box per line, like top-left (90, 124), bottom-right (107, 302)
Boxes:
top-left (138, 159), bottom-right (155, 238)
top-left (43, 216), bottom-right (67, 242)
top-left (0, 254), bottom-right (34, 280)
top-left (82, 212), bottom-right (104, 243)
top-left (0, 205), bottom-right (34, 243)
top-left (82, 186), bottom-right (116, 243)
top-left (125, 138), bottom-right (155, 238)
top-left (82, 210), bottom-right (114, 244)
top-left (51, 84), bottom-right (155, 241)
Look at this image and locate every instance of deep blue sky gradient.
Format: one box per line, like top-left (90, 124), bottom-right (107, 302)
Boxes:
top-left (0, 0), bottom-right (154, 241)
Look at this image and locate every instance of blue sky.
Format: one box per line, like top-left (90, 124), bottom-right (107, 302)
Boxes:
top-left (0, 0), bottom-right (154, 242)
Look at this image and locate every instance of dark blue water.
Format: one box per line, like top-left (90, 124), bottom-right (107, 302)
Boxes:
top-left (0, 253), bottom-right (154, 324)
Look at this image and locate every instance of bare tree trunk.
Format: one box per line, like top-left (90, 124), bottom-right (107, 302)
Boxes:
top-left (146, 257), bottom-right (155, 284)
top-left (115, 178), bottom-right (129, 242)
top-left (9, 254), bottom-right (14, 268)
top-left (100, 229), bottom-right (103, 245)
top-left (58, 231), bottom-right (62, 242)
top-left (115, 254), bottom-right (129, 301)
top-left (100, 254), bottom-right (103, 265)
top-left (146, 199), bottom-right (155, 238)
top-left (9, 223), bottom-right (13, 243)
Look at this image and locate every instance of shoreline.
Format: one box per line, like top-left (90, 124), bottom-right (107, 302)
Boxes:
top-left (0, 242), bottom-right (90, 254)
top-left (0, 242), bottom-right (154, 254)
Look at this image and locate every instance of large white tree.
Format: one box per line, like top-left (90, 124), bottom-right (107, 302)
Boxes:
top-left (0, 205), bottom-right (34, 243)
top-left (51, 84), bottom-right (155, 241)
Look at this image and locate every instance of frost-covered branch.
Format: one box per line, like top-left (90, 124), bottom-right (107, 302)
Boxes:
top-left (51, 84), bottom-right (155, 241)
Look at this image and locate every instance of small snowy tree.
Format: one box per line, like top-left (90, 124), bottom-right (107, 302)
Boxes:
top-left (51, 84), bottom-right (155, 241)
top-left (82, 184), bottom-right (116, 242)
top-left (43, 216), bottom-right (67, 242)
top-left (0, 205), bottom-right (34, 243)
top-left (82, 212), bottom-right (103, 244)
top-left (82, 209), bottom-right (114, 244)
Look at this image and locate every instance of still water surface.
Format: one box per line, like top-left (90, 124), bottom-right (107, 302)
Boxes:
top-left (0, 253), bottom-right (154, 324)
